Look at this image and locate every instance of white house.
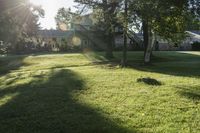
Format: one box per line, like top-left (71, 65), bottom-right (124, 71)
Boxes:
top-left (186, 31), bottom-right (200, 43)
top-left (156, 31), bottom-right (200, 51)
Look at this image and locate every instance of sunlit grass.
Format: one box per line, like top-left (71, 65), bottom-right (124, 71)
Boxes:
top-left (0, 93), bottom-right (19, 106)
top-left (0, 51), bottom-right (200, 133)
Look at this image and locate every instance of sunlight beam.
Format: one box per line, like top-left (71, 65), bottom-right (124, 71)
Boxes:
top-left (29, 0), bottom-right (76, 29)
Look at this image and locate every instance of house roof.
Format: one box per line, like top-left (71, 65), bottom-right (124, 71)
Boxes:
top-left (187, 30), bottom-right (200, 37)
top-left (186, 31), bottom-right (200, 41)
top-left (38, 30), bottom-right (74, 38)
top-left (190, 31), bottom-right (200, 35)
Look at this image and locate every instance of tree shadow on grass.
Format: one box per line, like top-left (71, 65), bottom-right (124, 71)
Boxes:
top-left (129, 52), bottom-right (200, 77)
top-left (177, 85), bottom-right (200, 102)
top-left (0, 55), bottom-right (28, 76)
top-left (0, 69), bottom-right (139, 133)
top-left (85, 52), bottom-right (200, 77)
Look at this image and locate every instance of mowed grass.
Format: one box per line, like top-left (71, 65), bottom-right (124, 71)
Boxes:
top-left (0, 51), bottom-right (200, 133)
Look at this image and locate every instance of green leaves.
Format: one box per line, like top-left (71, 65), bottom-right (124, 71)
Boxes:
top-left (129, 0), bottom-right (199, 42)
top-left (0, 0), bottom-right (44, 54)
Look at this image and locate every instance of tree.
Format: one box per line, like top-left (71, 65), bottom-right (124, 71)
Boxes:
top-left (0, 0), bottom-right (44, 53)
top-left (55, 8), bottom-right (75, 31)
top-left (75, 0), bottom-right (199, 64)
top-left (122, 0), bottom-right (128, 67)
top-left (75, 0), bottom-right (119, 58)
top-left (129, 0), bottom-right (200, 64)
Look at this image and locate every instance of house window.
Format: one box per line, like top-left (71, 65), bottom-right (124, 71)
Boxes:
top-left (83, 39), bottom-right (89, 47)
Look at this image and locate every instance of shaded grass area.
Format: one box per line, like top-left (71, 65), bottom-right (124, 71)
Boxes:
top-left (0, 69), bottom-right (132, 133)
top-left (0, 55), bottom-right (28, 75)
top-left (88, 51), bottom-right (200, 77)
top-left (0, 51), bottom-right (200, 133)
top-left (177, 85), bottom-right (200, 102)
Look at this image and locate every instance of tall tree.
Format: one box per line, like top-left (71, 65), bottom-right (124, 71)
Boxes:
top-left (55, 8), bottom-right (75, 30)
top-left (0, 0), bottom-right (44, 48)
top-left (122, 0), bottom-right (128, 67)
top-left (129, 0), bottom-right (199, 64)
top-left (75, 0), bottom-right (119, 58)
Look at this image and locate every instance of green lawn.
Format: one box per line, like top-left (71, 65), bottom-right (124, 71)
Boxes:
top-left (0, 51), bottom-right (200, 133)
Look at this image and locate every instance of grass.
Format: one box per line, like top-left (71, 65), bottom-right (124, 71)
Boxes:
top-left (0, 51), bottom-right (200, 133)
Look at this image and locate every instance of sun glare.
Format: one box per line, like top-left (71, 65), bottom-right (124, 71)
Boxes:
top-left (29, 0), bottom-right (76, 29)
top-left (29, 0), bottom-right (42, 6)
top-left (29, 0), bottom-right (46, 6)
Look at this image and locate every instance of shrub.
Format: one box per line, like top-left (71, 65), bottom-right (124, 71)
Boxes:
top-left (191, 41), bottom-right (200, 51)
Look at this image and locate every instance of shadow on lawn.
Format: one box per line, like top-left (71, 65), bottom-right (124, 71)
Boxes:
top-left (0, 55), bottom-right (28, 76)
top-left (0, 69), bottom-right (139, 133)
top-left (86, 52), bottom-right (200, 77)
top-left (134, 52), bottom-right (200, 77)
top-left (177, 85), bottom-right (200, 102)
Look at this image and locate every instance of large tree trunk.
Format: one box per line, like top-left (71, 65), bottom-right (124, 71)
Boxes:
top-left (122, 0), bottom-right (128, 67)
top-left (105, 33), bottom-right (114, 58)
top-left (142, 19), bottom-right (154, 64)
top-left (142, 20), bottom-right (149, 56)
top-left (103, 0), bottom-right (114, 59)
top-left (144, 31), bottom-right (155, 64)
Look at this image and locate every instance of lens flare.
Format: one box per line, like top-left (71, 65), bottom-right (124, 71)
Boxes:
top-left (72, 36), bottom-right (81, 46)
top-left (59, 23), bottom-right (67, 31)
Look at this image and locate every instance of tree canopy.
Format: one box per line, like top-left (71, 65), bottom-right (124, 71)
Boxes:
top-left (0, 0), bottom-right (44, 44)
top-left (55, 8), bottom-right (75, 30)
top-left (75, 0), bottom-right (200, 63)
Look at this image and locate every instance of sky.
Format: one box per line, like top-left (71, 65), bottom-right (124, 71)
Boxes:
top-left (29, 0), bottom-right (77, 29)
